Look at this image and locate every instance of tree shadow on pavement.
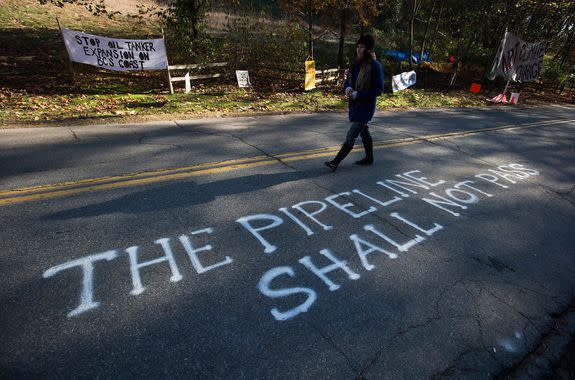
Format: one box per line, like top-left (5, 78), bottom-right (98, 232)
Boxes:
top-left (42, 168), bottom-right (327, 220)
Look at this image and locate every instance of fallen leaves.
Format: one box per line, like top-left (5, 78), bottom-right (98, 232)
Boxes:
top-left (0, 85), bottom-right (495, 126)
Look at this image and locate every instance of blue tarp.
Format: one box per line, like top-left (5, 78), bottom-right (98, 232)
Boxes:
top-left (383, 50), bottom-right (432, 63)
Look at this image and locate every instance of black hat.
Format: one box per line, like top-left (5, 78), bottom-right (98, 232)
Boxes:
top-left (356, 35), bottom-right (375, 50)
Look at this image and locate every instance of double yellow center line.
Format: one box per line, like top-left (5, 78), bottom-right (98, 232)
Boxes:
top-left (1, 118), bottom-right (572, 207)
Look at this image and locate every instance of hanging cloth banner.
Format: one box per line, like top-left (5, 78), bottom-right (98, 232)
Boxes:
top-left (304, 59), bottom-right (316, 91)
top-left (392, 70), bottom-right (417, 92)
top-left (60, 28), bottom-right (168, 71)
top-left (487, 31), bottom-right (545, 82)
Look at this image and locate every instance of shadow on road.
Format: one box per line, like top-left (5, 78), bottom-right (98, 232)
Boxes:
top-left (42, 169), bottom-right (327, 220)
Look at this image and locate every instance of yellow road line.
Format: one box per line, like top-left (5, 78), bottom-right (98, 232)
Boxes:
top-left (0, 118), bottom-right (573, 207)
top-left (0, 160), bottom-right (279, 206)
top-left (4, 117), bottom-right (570, 199)
top-left (0, 154), bottom-right (274, 197)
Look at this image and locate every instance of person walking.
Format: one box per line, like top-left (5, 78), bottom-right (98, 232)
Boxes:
top-left (325, 35), bottom-right (384, 171)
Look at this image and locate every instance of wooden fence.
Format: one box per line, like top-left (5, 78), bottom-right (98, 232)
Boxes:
top-left (167, 62), bottom-right (342, 93)
top-left (167, 62), bottom-right (229, 94)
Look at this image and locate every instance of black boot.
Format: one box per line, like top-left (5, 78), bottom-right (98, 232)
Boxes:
top-left (355, 138), bottom-right (373, 165)
top-left (325, 143), bottom-right (353, 171)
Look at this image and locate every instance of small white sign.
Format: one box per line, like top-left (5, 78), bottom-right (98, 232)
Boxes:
top-left (509, 92), bottom-right (520, 104)
top-left (184, 72), bottom-right (191, 94)
top-left (392, 70), bottom-right (417, 92)
top-left (236, 70), bottom-right (251, 88)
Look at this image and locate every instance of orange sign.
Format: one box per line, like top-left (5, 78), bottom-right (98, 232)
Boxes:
top-left (304, 60), bottom-right (316, 91)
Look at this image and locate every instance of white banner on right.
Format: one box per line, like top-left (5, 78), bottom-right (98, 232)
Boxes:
top-left (392, 70), bottom-right (416, 92)
top-left (488, 31), bottom-right (545, 82)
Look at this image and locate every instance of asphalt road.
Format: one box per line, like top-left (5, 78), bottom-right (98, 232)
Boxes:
top-left (1, 105), bottom-right (574, 379)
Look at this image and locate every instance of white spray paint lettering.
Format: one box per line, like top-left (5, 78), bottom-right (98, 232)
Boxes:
top-left (44, 228), bottom-right (231, 317)
top-left (126, 238), bottom-right (183, 296)
top-left (43, 250), bottom-right (118, 318)
top-left (43, 163), bottom-right (539, 320)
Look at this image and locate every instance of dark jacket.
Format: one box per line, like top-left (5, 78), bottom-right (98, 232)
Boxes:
top-left (344, 60), bottom-right (384, 123)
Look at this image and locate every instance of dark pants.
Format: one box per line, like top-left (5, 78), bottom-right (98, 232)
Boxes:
top-left (345, 121), bottom-right (372, 147)
top-left (331, 121), bottom-right (373, 165)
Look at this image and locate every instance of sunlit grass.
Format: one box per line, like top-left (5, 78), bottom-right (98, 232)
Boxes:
top-left (1, 86), bottom-right (489, 125)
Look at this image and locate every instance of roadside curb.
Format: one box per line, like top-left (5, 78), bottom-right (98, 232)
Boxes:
top-left (2, 103), bottom-right (572, 130)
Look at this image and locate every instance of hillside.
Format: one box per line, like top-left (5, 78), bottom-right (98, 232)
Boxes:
top-left (0, 0), bottom-right (294, 93)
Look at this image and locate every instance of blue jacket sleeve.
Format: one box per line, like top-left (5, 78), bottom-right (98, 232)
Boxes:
top-left (343, 75), bottom-right (352, 92)
top-left (343, 64), bottom-right (355, 91)
top-left (357, 61), bottom-right (384, 100)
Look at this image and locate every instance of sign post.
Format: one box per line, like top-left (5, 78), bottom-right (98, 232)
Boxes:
top-left (56, 19), bottom-right (76, 83)
top-left (162, 29), bottom-right (174, 94)
top-left (184, 73), bottom-right (191, 93)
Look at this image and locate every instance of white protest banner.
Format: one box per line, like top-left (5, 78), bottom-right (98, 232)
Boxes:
top-left (488, 31), bottom-right (545, 82)
top-left (236, 70), bottom-right (251, 87)
top-left (60, 28), bottom-right (167, 71)
top-left (392, 70), bottom-right (417, 92)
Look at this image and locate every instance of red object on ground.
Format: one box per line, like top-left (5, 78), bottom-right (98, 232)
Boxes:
top-left (470, 83), bottom-right (482, 93)
top-left (487, 93), bottom-right (508, 103)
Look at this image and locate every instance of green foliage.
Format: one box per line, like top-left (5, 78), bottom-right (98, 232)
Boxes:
top-left (164, 26), bottom-right (218, 64)
top-left (164, 0), bottom-right (218, 63)
top-left (543, 56), bottom-right (575, 87)
top-left (21, 0), bottom-right (574, 94)
top-left (36, 0), bottom-right (120, 18)
top-left (223, 14), bottom-right (307, 71)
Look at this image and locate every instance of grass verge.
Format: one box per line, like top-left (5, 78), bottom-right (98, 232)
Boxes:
top-left (0, 86), bottom-right (493, 127)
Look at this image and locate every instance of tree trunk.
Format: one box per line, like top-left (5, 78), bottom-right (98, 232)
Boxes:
top-left (418, 0), bottom-right (437, 67)
top-left (337, 8), bottom-right (347, 70)
top-left (558, 29), bottom-right (575, 71)
top-left (428, 0), bottom-right (444, 60)
top-left (408, 0), bottom-right (417, 70)
top-left (308, 0), bottom-right (314, 58)
top-left (543, 6), bottom-right (563, 48)
top-left (505, 0), bottom-right (517, 30)
top-left (188, 0), bottom-right (205, 40)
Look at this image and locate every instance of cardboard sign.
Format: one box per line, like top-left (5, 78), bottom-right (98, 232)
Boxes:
top-left (304, 60), bottom-right (316, 91)
top-left (236, 70), bottom-right (251, 88)
top-left (60, 28), bottom-right (167, 71)
top-left (509, 92), bottom-right (520, 104)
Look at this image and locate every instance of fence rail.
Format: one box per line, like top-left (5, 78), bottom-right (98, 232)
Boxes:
top-left (316, 68), bottom-right (341, 84)
top-left (167, 62), bottom-right (229, 93)
top-left (168, 62), bottom-right (229, 70)
top-left (165, 61), bottom-right (344, 93)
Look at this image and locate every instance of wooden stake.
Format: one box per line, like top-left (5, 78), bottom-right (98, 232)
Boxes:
top-left (162, 28), bottom-right (174, 94)
top-left (503, 78), bottom-right (511, 95)
top-left (56, 18), bottom-right (76, 83)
